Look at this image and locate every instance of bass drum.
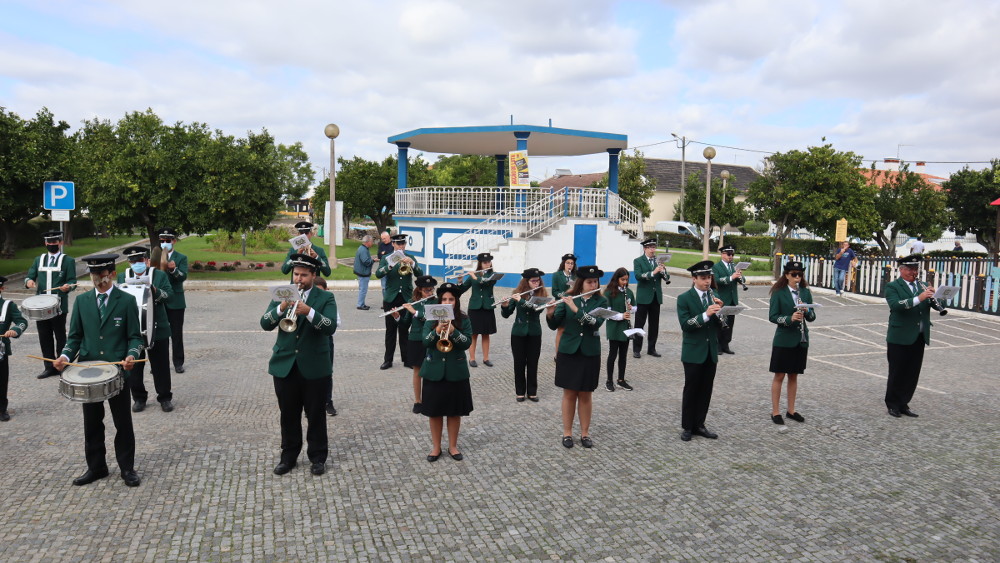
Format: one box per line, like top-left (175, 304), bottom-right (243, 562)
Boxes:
top-left (118, 284), bottom-right (155, 349)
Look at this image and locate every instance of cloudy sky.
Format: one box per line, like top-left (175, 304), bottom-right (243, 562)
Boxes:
top-left (2, 0), bottom-right (997, 184)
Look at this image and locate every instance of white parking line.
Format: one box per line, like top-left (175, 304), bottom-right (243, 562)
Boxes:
top-left (809, 357), bottom-right (948, 394)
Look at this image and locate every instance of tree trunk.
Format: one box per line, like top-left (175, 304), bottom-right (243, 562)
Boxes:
top-left (0, 221), bottom-right (17, 259)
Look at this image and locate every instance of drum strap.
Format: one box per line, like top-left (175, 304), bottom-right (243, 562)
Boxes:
top-left (0, 299), bottom-right (9, 323)
top-left (39, 253), bottom-right (65, 294)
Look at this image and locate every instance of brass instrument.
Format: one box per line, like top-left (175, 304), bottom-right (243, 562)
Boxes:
top-left (379, 295), bottom-right (435, 318)
top-left (398, 261), bottom-right (413, 276)
top-left (536, 287), bottom-right (601, 310)
top-left (436, 320), bottom-right (453, 353)
top-left (491, 287), bottom-right (536, 308)
top-left (278, 289), bottom-right (304, 332)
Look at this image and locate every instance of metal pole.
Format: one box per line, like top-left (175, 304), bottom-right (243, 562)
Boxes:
top-left (680, 137), bottom-right (686, 222)
top-left (719, 170), bottom-right (730, 248)
top-left (702, 147), bottom-right (716, 260)
top-left (325, 124), bottom-right (340, 269)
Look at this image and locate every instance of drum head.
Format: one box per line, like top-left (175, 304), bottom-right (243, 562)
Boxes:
top-left (22, 294), bottom-right (60, 307)
top-left (119, 285), bottom-right (154, 347)
top-left (62, 362), bottom-right (119, 384)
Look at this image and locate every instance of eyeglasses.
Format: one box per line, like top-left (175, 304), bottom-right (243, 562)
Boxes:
top-left (789, 273), bottom-right (803, 278)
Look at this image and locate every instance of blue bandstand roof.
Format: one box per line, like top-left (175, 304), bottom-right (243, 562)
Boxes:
top-left (388, 124), bottom-right (627, 156)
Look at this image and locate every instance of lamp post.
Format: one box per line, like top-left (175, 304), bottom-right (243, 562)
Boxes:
top-left (324, 123), bottom-right (340, 269)
top-left (671, 133), bottom-right (690, 222)
top-left (719, 170), bottom-right (730, 248)
top-left (701, 147), bottom-right (716, 259)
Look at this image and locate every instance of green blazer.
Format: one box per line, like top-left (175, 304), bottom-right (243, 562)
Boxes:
top-left (604, 288), bottom-right (636, 342)
top-left (281, 242), bottom-right (332, 277)
top-left (0, 298), bottom-right (28, 356)
top-left (162, 250), bottom-right (188, 310)
top-left (769, 286), bottom-right (817, 348)
top-left (551, 270), bottom-right (575, 299)
top-left (885, 278), bottom-right (932, 345)
top-left (62, 288), bottom-right (144, 366)
top-left (546, 294), bottom-right (609, 356)
top-left (676, 287), bottom-right (721, 364)
top-left (461, 271), bottom-right (498, 310)
top-left (500, 295), bottom-right (543, 337)
top-left (400, 297), bottom-right (437, 341)
top-left (712, 260), bottom-right (740, 306)
top-left (260, 287), bottom-right (338, 379)
top-left (419, 317), bottom-right (473, 382)
top-left (117, 268), bottom-right (173, 342)
top-left (633, 254), bottom-right (668, 305)
top-left (26, 253), bottom-right (78, 313)
top-left (375, 253), bottom-right (423, 303)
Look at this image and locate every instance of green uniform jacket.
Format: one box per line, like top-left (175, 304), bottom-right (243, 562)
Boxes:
top-left (0, 299), bottom-right (28, 356)
top-left (884, 278), bottom-right (932, 345)
top-left (633, 254), bottom-right (668, 305)
top-left (712, 260), bottom-right (740, 306)
top-left (500, 295), bottom-right (543, 337)
top-left (260, 287), bottom-right (338, 379)
top-left (768, 286), bottom-right (817, 348)
top-left (375, 253), bottom-right (423, 303)
top-left (400, 297), bottom-right (437, 341)
top-left (26, 253), bottom-right (78, 313)
top-left (546, 294), bottom-right (609, 356)
top-left (551, 270), bottom-right (575, 299)
top-left (162, 250), bottom-right (188, 310)
top-left (281, 243), bottom-right (332, 277)
top-left (676, 287), bottom-right (722, 364)
top-left (61, 288), bottom-right (144, 366)
top-left (117, 269), bottom-right (172, 342)
top-left (461, 272), bottom-right (498, 310)
top-left (419, 317), bottom-right (473, 382)
top-left (605, 288), bottom-right (636, 342)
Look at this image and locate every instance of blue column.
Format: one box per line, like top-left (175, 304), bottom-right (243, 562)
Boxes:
top-left (495, 154), bottom-right (506, 186)
top-left (396, 142), bottom-right (410, 190)
top-left (513, 132), bottom-right (530, 214)
top-left (607, 148), bottom-right (622, 194)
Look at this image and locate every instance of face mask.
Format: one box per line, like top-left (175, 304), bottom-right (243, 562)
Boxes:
top-left (160, 242), bottom-right (173, 251)
top-left (46, 244), bottom-right (60, 253)
top-left (131, 262), bottom-right (147, 275)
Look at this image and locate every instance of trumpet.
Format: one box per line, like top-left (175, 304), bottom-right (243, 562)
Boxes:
top-left (491, 287), bottom-right (537, 308)
top-left (916, 280), bottom-right (948, 316)
top-left (278, 289), bottom-right (304, 332)
top-left (536, 287), bottom-right (601, 310)
top-left (436, 320), bottom-right (453, 353)
top-left (398, 261), bottom-right (413, 276)
top-left (379, 295), bottom-right (435, 318)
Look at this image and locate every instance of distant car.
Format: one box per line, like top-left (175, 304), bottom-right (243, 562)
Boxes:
top-left (654, 221), bottom-right (718, 242)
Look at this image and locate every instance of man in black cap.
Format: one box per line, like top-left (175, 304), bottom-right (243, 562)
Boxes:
top-left (53, 254), bottom-right (143, 487)
top-left (375, 233), bottom-right (423, 370)
top-left (632, 237), bottom-right (669, 358)
top-left (117, 246), bottom-right (174, 413)
top-left (25, 230), bottom-right (77, 378)
top-left (281, 221), bottom-right (332, 279)
top-left (158, 228), bottom-right (189, 373)
top-left (712, 244), bottom-right (741, 354)
top-left (675, 260), bottom-right (725, 441)
top-left (884, 254), bottom-right (935, 418)
top-left (0, 276), bottom-right (29, 421)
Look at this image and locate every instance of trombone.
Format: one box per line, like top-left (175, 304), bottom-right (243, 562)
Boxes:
top-left (536, 287), bottom-right (601, 310)
top-left (278, 289), bottom-right (304, 333)
top-left (379, 295), bottom-right (435, 318)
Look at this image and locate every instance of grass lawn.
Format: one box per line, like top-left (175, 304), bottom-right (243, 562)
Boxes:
top-left (665, 248), bottom-right (772, 272)
top-left (179, 235), bottom-right (365, 281)
top-left (0, 235), bottom-right (146, 277)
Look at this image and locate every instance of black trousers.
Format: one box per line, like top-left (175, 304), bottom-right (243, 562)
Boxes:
top-left (885, 336), bottom-right (926, 411)
top-left (326, 337), bottom-right (334, 403)
top-left (681, 360), bottom-right (717, 431)
top-left (273, 363), bottom-right (329, 464)
top-left (166, 308), bottom-right (185, 368)
top-left (0, 355), bottom-right (8, 412)
top-left (382, 295), bottom-right (408, 365)
top-left (82, 384), bottom-right (135, 472)
top-left (633, 300), bottom-right (660, 353)
top-left (718, 315), bottom-right (736, 346)
top-left (36, 312), bottom-right (67, 372)
top-left (511, 333), bottom-right (541, 397)
top-left (128, 338), bottom-right (172, 403)
top-left (607, 340), bottom-right (629, 381)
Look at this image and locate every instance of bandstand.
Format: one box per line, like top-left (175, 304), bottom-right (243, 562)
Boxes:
top-left (388, 124), bottom-right (643, 287)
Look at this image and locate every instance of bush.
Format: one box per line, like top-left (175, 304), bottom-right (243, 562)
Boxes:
top-left (191, 261), bottom-right (203, 271)
top-left (219, 263), bottom-right (235, 272)
top-left (265, 261), bottom-right (275, 267)
top-left (204, 263), bottom-right (217, 271)
top-left (925, 249), bottom-right (990, 258)
top-left (740, 221), bottom-right (769, 236)
top-left (649, 232), bottom-right (702, 250)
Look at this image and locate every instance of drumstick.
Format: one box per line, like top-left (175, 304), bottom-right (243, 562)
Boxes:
top-left (26, 355), bottom-right (89, 367)
top-left (88, 360), bottom-right (148, 367)
top-left (25, 355), bottom-right (147, 367)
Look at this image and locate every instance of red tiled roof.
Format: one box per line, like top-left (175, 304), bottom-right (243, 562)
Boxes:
top-left (538, 172), bottom-right (606, 190)
top-left (859, 169), bottom-right (947, 190)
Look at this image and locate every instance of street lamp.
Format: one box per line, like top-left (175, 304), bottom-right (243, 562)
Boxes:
top-left (719, 169), bottom-right (730, 248)
top-left (324, 123), bottom-right (340, 269)
top-left (671, 133), bottom-right (691, 222)
top-left (702, 147), bottom-right (716, 259)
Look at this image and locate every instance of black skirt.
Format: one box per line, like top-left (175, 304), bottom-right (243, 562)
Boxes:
top-left (468, 308), bottom-right (497, 335)
top-left (407, 339), bottom-right (427, 368)
top-left (554, 352), bottom-right (600, 392)
top-left (420, 378), bottom-right (474, 417)
top-left (769, 344), bottom-right (809, 374)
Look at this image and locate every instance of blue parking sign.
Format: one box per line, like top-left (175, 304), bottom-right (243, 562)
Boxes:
top-left (44, 181), bottom-right (75, 210)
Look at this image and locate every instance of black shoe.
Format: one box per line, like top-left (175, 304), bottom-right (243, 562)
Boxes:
top-left (887, 408), bottom-right (902, 418)
top-left (580, 436), bottom-right (593, 449)
top-left (695, 427), bottom-right (718, 439)
top-left (900, 408), bottom-right (919, 418)
top-left (73, 468), bottom-right (110, 486)
top-left (174, 365), bottom-right (185, 373)
top-left (527, 396), bottom-right (539, 402)
top-left (516, 396), bottom-right (526, 402)
top-left (632, 351), bottom-right (641, 359)
top-left (427, 452), bottom-right (441, 462)
top-left (449, 451), bottom-right (464, 461)
top-left (273, 461), bottom-right (296, 475)
top-left (680, 430), bottom-right (693, 442)
top-left (605, 381), bottom-right (615, 392)
top-left (310, 462), bottom-right (326, 476)
top-left (412, 402), bottom-right (422, 414)
top-left (326, 401), bottom-right (337, 416)
top-left (617, 380), bottom-right (633, 391)
top-left (37, 370), bottom-right (57, 379)
top-left (121, 470), bottom-right (141, 487)
top-left (647, 350), bottom-right (662, 358)
top-left (720, 345), bottom-right (735, 355)
top-left (771, 414), bottom-right (785, 425)
top-left (379, 361), bottom-right (392, 370)
top-left (469, 360), bottom-right (478, 368)
top-left (562, 436), bottom-right (574, 448)
top-left (132, 400), bottom-right (146, 413)
top-left (361, 305), bottom-right (371, 310)
top-left (0, 411), bottom-right (10, 422)
top-left (160, 400), bottom-right (174, 413)
top-left (483, 360), bottom-right (493, 367)
top-left (785, 411), bottom-right (804, 423)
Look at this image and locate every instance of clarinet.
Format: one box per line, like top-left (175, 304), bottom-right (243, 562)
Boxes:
top-left (793, 288), bottom-right (807, 342)
top-left (624, 289), bottom-right (634, 340)
top-left (708, 293), bottom-right (728, 329)
top-left (916, 280), bottom-right (948, 316)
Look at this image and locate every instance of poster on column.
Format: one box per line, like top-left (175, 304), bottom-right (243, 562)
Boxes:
top-left (508, 150), bottom-right (530, 188)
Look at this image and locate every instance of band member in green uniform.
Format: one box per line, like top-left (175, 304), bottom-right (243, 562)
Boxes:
top-left (400, 275), bottom-right (438, 414)
top-left (768, 261), bottom-right (816, 425)
top-left (260, 254), bottom-right (338, 476)
top-left (632, 238), bottom-right (669, 358)
top-left (676, 260), bottom-right (725, 442)
top-left (0, 276), bottom-right (29, 421)
top-left (117, 246), bottom-right (174, 413)
top-left (25, 230), bottom-right (77, 378)
top-left (884, 254), bottom-right (935, 418)
top-left (550, 253), bottom-right (576, 360)
top-left (712, 244), bottom-right (742, 355)
top-left (547, 265), bottom-right (607, 449)
top-left (420, 282), bottom-right (473, 462)
top-left (461, 252), bottom-right (498, 367)
top-left (604, 267), bottom-right (636, 392)
top-left (499, 268), bottom-right (547, 402)
top-left (53, 254), bottom-right (143, 487)
top-left (376, 234), bottom-right (423, 370)
top-left (158, 228), bottom-right (189, 373)
top-left (281, 221), bottom-right (332, 278)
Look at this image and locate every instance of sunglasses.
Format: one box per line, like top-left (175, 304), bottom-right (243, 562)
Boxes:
top-left (789, 272), bottom-right (803, 278)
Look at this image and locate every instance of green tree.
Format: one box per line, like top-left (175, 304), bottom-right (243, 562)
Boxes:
top-left (591, 149), bottom-right (656, 216)
top-left (430, 154), bottom-right (496, 186)
top-left (276, 142), bottom-right (315, 199)
top-left (944, 160), bottom-right (1000, 256)
top-left (673, 170), bottom-right (750, 240)
top-left (868, 164), bottom-right (949, 254)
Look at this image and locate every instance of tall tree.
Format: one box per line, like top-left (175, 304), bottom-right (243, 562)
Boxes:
top-left (944, 160), bottom-right (1000, 256)
top-left (868, 164), bottom-right (949, 254)
top-left (591, 149), bottom-right (656, 216)
top-left (430, 154), bottom-right (496, 186)
top-left (276, 142), bottom-right (315, 200)
top-left (672, 170), bottom-right (750, 240)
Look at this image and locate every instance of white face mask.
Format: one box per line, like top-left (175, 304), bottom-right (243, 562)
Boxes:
top-left (160, 241), bottom-right (173, 251)
top-left (131, 262), bottom-right (147, 275)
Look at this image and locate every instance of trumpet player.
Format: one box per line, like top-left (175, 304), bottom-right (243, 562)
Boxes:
top-left (632, 238), bottom-right (668, 359)
top-left (460, 252), bottom-right (498, 368)
top-left (376, 234), bottom-right (423, 370)
top-left (260, 254), bottom-right (338, 477)
top-left (400, 275), bottom-right (438, 414)
top-left (768, 261), bottom-right (815, 426)
top-left (713, 244), bottom-right (741, 355)
top-left (604, 268), bottom-right (636, 392)
top-left (281, 221), bottom-right (332, 278)
top-left (676, 261), bottom-right (725, 442)
top-left (420, 283), bottom-right (473, 463)
top-left (884, 254), bottom-right (935, 419)
top-left (500, 268), bottom-right (547, 402)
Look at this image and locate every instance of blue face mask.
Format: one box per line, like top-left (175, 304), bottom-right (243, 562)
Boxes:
top-left (131, 262), bottom-right (148, 275)
top-left (160, 242), bottom-right (173, 251)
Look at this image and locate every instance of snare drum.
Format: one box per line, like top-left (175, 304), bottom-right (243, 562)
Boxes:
top-left (21, 294), bottom-right (61, 321)
top-left (59, 362), bottom-right (124, 403)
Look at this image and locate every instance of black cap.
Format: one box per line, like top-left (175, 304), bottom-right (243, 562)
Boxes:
top-left (41, 230), bottom-right (63, 242)
top-left (0, 275), bottom-right (7, 286)
top-left (415, 275), bottom-right (437, 288)
top-left (641, 238), bottom-right (657, 247)
top-left (288, 253), bottom-right (321, 272)
top-left (783, 260), bottom-right (805, 273)
top-left (521, 267), bottom-right (544, 279)
top-left (391, 234), bottom-right (407, 244)
top-left (897, 254), bottom-right (922, 267)
top-left (688, 260), bottom-right (714, 276)
top-left (157, 228), bottom-right (178, 239)
top-left (122, 246), bottom-right (150, 261)
top-left (82, 254), bottom-right (119, 271)
top-left (476, 253), bottom-right (493, 262)
top-left (719, 244), bottom-right (736, 254)
top-left (294, 221), bottom-right (314, 231)
top-left (561, 253), bottom-right (577, 262)
top-left (436, 282), bottom-right (463, 298)
top-left (577, 265), bottom-right (604, 279)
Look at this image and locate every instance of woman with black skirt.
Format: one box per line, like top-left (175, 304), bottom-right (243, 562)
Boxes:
top-left (500, 267), bottom-right (547, 402)
top-left (546, 266), bottom-right (607, 448)
top-left (550, 253), bottom-right (577, 360)
top-left (461, 252), bottom-right (498, 367)
top-left (399, 275), bottom-right (437, 414)
top-left (420, 282), bottom-right (474, 462)
top-left (603, 267), bottom-right (636, 392)
top-left (768, 260), bottom-right (816, 426)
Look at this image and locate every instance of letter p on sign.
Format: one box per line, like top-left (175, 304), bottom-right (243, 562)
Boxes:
top-left (43, 181), bottom-right (76, 210)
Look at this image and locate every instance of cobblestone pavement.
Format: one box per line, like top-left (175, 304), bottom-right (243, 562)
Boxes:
top-left (1, 286), bottom-right (997, 561)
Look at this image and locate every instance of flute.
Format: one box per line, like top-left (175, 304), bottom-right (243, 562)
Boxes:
top-left (536, 287), bottom-right (601, 310)
top-left (490, 287), bottom-right (536, 308)
top-left (379, 295), bottom-right (435, 317)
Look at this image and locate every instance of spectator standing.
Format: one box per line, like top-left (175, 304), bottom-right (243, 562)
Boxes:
top-left (953, 240), bottom-right (964, 252)
top-left (354, 235), bottom-right (374, 310)
top-left (910, 236), bottom-right (925, 255)
top-left (377, 231), bottom-right (393, 291)
top-left (833, 241), bottom-right (856, 296)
